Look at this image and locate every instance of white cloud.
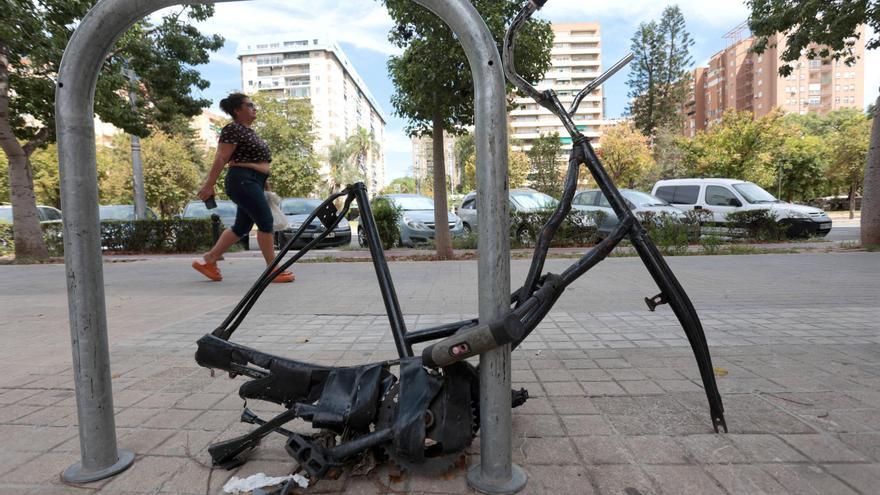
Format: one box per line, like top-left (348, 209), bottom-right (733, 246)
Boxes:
top-left (538, 0), bottom-right (749, 29)
top-left (193, 0), bottom-right (399, 56)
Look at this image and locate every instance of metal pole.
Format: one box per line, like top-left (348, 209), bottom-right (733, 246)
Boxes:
top-left (55, 0), bottom-right (229, 483)
top-left (411, 1), bottom-right (523, 493)
top-left (124, 62), bottom-right (147, 221)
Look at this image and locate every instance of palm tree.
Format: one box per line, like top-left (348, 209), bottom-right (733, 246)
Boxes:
top-left (347, 127), bottom-right (381, 192)
top-left (326, 137), bottom-right (358, 195)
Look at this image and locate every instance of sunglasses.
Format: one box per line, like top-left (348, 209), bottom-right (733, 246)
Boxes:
top-left (244, 102), bottom-right (256, 109)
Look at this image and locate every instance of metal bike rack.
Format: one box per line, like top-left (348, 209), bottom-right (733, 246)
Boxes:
top-left (56, 0), bottom-right (725, 490)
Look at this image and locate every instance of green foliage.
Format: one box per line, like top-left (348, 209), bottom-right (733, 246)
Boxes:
top-left (99, 218), bottom-right (213, 252)
top-left (528, 133), bottom-right (563, 197)
top-left (639, 210), bottom-right (698, 255)
top-left (326, 137), bottom-right (360, 194)
top-left (383, 0), bottom-right (552, 137)
top-left (654, 123), bottom-right (689, 179)
top-left (747, 0), bottom-right (877, 77)
top-left (597, 121), bottom-right (657, 189)
top-left (371, 199), bottom-right (402, 249)
top-left (509, 150), bottom-right (531, 189)
top-left (382, 177), bottom-right (417, 195)
top-left (725, 209), bottom-right (786, 241)
top-left (679, 110), bottom-right (784, 188)
top-left (627, 6), bottom-right (694, 135)
top-left (510, 209), bottom-right (604, 248)
top-left (249, 93), bottom-right (321, 197)
top-left (453, 132), bottom-right (475, 193)
top-left (775, 133), bottom-right (828, 203)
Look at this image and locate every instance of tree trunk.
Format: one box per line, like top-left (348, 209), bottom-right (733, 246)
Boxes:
top-left (0, 44), bottom-right (49, 260)
top-left (431, 113), bottom-right (453, 260)
top-left (862, 94), bottom-right (880, 246)
top-left (849, 184), bottom-right (855, 220)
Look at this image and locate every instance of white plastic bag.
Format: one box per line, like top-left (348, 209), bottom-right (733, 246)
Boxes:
top-left (266, 191), bottom-right (288, 231)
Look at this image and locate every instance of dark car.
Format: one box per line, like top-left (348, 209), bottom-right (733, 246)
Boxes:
top-left (98, 204), bottom-right (158, 221)
top-left (275, 198), bottom-right (352, 249)
top-left (181, 199), bottom-right (249, 249)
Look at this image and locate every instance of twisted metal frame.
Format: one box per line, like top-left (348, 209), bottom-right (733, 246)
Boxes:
top-left (193, 0), bottom-right (726, 482)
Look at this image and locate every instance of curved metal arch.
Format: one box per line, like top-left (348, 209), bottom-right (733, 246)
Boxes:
top-left (55, 0), bottom-right (513, 484)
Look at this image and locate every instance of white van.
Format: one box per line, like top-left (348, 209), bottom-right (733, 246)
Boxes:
top-left (651, 178), bottom-right (832, 237)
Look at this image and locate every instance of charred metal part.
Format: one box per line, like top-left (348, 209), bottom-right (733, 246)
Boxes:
top-left (645, 293), bottom-right (668, 312)
top-left (194, 0), bottom-right (728, 484)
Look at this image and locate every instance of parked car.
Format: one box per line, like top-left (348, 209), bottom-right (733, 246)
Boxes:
top-left (652, 178), bottom-right (832, 237)
top-left (360, 194), bottom-right (464, 248)
top-left (572, 188), bottom-right (685, 239)
top-left (181, 199), bottom-right (249, 249)
top-left (0, 204), bottom-right (63, 224)
top-left (98, 204), bottom-right (158, 221)
top-left (458, 188), bottom-right (563, 243)
top-left (275, 197), bottom-right (352, 249)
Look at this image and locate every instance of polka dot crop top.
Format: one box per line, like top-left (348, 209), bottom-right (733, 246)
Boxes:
top-left (219, 122), bottom-right (272, 164)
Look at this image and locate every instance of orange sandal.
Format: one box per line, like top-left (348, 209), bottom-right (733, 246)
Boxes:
top-left (192, 259), bottom-right (222, 281)
top-left (271, 269), bottom-right (295, 283)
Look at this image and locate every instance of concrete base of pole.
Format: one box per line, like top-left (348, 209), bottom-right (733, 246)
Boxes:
top-left (467, 463), bottom-right (527, 494)
top-left (62, 450), bottom-right (134, 484)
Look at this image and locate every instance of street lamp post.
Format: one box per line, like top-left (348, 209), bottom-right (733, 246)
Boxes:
top-left (123, 61), bottom-right (147, 221)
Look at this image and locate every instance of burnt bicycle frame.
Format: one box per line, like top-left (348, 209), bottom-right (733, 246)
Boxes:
top-left (196, 0), bottom-right (727, 478)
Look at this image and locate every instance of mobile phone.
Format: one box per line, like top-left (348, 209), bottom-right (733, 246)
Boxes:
top-left (204, 196), bottom-right (217, 209)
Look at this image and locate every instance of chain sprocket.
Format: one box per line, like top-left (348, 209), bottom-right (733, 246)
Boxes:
top-left (376, 365), bottom-right (477, 477)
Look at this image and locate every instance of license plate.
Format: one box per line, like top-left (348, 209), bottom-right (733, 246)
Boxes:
top-left (820, 222), bottom-right (831, 229)
top-left (326, 232), bottom-right (335, 238)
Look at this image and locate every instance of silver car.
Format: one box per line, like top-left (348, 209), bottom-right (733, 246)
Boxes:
top-left (572, 188), bottom-right (685, 238)
top-left (360, 194), bottom-right (464, 248)
top-left (458, 188), bottom-right (559, 241)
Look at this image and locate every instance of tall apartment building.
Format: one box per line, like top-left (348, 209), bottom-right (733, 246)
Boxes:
top-left (684, 24), bottom-right (865, 136)
top-left (509, 22), bottom-right (604, 152)
top-left (237, 36), bottom-right (387, 193)
top-left (411, 132), bottom-right (458, 194)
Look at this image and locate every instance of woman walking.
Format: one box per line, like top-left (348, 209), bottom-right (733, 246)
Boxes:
top-left (192, 93), bottom-right (294, 283)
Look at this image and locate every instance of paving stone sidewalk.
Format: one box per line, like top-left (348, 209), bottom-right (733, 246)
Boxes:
top-left (1, 253), bottom-right (879, 494)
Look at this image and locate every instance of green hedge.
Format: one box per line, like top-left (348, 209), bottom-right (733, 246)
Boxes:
top-left (510, 209), bottom-right (604, 247)
top-left (0, 218), bottom-right (215, 256)
top-left (724, 209), bottom-right (786, 241)
top-left (371, 200), bottom-right (402, 249)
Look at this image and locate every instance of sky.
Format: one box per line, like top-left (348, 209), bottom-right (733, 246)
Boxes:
top-left (179, 0), bottom-right (880, 185)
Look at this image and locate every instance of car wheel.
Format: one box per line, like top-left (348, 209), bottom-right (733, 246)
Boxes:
top-left (274, 231), bottom-right (282, 250)
top-left (515, 225), bottom-right (531, 246)
top-left (463, 223), bottom-right (472, 236)
top-left (358, 226), bottom-right (367, 247)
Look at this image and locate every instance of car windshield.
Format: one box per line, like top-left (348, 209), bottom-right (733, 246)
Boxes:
top-left (732, 182), bottom-right (778, 204)
top-left (99, 205), bottom-right (135, 220)
top-left (281, 198), bottom-right (321, 215)
top-left (511, 191), bottom-right (558, 211)
top-left (390, 196), bottom-right (434, 211)
top-left (622, 190), bottom-right (669, 207)
top-left (185, 202), bottom-right (237, 218)
top-left (0, 208), bottom-right (12, 223)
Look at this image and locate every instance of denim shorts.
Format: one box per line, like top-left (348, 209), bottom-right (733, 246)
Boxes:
top-left (224, 166), bottom-right (273, 236)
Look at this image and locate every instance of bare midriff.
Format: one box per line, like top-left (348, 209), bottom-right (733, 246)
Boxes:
top-left (230, 162), bottom-right (270, 175)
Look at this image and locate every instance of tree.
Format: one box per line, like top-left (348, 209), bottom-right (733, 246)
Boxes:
top-left (597, 122), bottom-right (657, 189)
top-left (347, 126), bottom-right (380, 192)
top-left (679, 110), bottom-right (786, 188)
top-left (382, 176), bottom-right (417, 194)
top-left (383, 0), bottom-right (552, 259)
top-left (508, 150), bottom-right (530, 189)
top-left (326, 137), bottom-right (359, 195)
top-left (627, 6), bottom-right (694, 136)
top-left (653, 123), bottom-right (688, 179)
top-left (249, 93), bottom-right (321, 198)
top-left (775, 133), bottom-right (827, 203)
top-left (528, 133), bottom-right (563, 197)
top-left (0, 1), bottom-right (222, 259)
top-left (453, 131), bottom-right (475, 193)
top-left (826, 113), bottom-right (871, 218)
top-left (747, 0), bottom-right (880, 244)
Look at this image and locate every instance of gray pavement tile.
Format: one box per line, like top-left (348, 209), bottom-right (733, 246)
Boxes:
top-left (0, 405), bottom-right (43, 423)
top-left (838, 432), bottom-right (880, 461)
top-left (779, 434), bottom-right (867, 462)
top-left (705, 464), bottom-right (789, 494)
top-left (512, 414), bottom-right (565, 438)
top-left (822, 463), bottom-right (880, 495)
top-left (0, 452), bottom-right (79, 485)
top-left (542, 382), bottom-right (585, 397)
top-left (642, 465), bottom-right (727, 495)
top-left (525, 464), bottom-right (595, 495)
top-left (561, 415), bottom-right (615, 436)
top-left (761, 463), bottom-right (860, 495)
top-left (678, 434), bottom-right (749, 464)
top-left (0, 425), bottom-right (77, 453)
top-left (550, 397), bottom-right (598, 415)
top-left (521, 437), bottom-right (579, 465)
top-left (728, 434), bottom-right (808, 463)
top-left (625, 436), bottom-right (690, 465)
top-left (572, 436), bottom-right (632, 465)
top-left (587, 464), bottom-right (658, 495)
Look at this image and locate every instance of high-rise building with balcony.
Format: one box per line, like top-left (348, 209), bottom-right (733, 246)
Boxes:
top-left (684, 23), bottom-right (865, 135)
top-left (509, 22), bottom-right (604, 152)
top-left (237, 36), bottom-right (387, 193)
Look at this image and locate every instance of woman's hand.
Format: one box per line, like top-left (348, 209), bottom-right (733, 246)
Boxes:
top-left (197, 183), bottom-right (215, 201)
